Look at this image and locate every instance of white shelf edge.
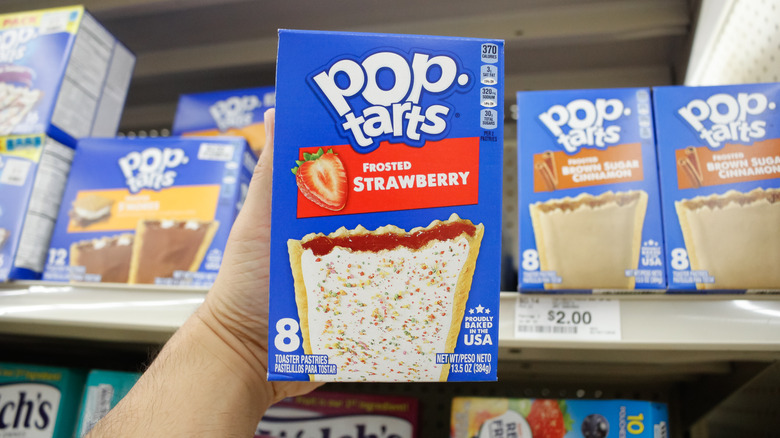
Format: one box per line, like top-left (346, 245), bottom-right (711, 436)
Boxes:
top-left (1, 283), bottom-right (779, 362)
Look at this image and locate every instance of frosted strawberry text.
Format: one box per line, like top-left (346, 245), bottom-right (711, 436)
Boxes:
top-left (311, 50), bottom-right (470, 151)
top-left (678, 92), bottom-right (775, 149)
top-left (538, 98), bottom-right (629, 153)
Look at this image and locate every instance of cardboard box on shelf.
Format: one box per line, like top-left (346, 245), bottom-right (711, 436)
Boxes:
top-left (653, 82), bottom-right (780, 292)
top-left (172, 86), bottom-right (276, 156)
top-left (0, 5), bottom-right (135, 281)
top-left (516, 88), bottom-right (666, 292)
top-left (268, 30), bottom-right (504, 382)
top-left (0, 362), bottom-right (87, 438)
top-left (257, 391), bottom-right (418, 438)
top-left (451, 397), bottom-right (668, 438)
top-left (43, 136), bottom-right (256, 287)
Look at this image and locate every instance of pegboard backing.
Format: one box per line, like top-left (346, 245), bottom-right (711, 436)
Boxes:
top-left (692, 361), bottom-right (780, 438)
top-left (687, 0), bottom-right (780, 85)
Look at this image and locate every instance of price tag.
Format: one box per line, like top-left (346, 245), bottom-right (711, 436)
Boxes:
top-left (515, 296), bottom-right (621, 341)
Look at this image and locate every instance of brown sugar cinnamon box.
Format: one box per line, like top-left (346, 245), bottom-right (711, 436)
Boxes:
top-left (268, 30), bottom-right (503, 382)
top-left (517, 88), bottom-right (667, 292)
top-left (43, 137), bottom-right (255, 286)
top-left (653, 83), bottom-right (780, 292)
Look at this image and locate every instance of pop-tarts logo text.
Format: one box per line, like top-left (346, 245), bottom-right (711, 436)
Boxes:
top-left (209, 95), bottom-right (261, 131)
top-left (677, 92), bottom-right (776, 149)
top-left (119, 148), bottom-right (189, 193)
top-left (538, 98), bottom-right (630, 153)
top-left (0, 27), bottom-right (38, 63)
top-left (310, 50), bottom-right (471, 152)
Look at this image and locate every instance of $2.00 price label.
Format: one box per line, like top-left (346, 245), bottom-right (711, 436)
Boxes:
top-left (515, 296), bottom-right (622, 341)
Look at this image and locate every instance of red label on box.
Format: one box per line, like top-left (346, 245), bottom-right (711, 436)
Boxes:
top-left (296, 137), bottom-right (479, 218)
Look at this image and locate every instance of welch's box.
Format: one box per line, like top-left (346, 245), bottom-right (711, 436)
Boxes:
top-left (0, 362), bottom-right (87, 438)
top-left (256, 391), bottom-right (418, 438)
top-left (451, 397), bottom-right (668, 438)
top-left (42, 136), bottom-right (256, 286)
top-left (653, 83), bottom-right (780, 292)
top-left (172, 86), bottom-right (276, 156)
top-left (75, 369), bottom-right (141, 437)
top-left (268, 30), bottom-right (504, 382)
top-left (517, 88), bottom-right (666, 292)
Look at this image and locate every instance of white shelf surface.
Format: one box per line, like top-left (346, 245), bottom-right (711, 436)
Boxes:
top-left (0, 281), bottom-right (205, 344)
top-left (1, 283), bottom-right (779, 362)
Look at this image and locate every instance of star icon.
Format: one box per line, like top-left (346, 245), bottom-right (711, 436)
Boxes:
top-left (475, 304), bottom-right (485, 313)
top-left (485, 308), bottom-right (491, 314)
top-left (469, 308), bottom-right (475, 314)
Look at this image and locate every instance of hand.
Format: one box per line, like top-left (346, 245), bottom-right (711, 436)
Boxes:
top-left (198, 108), bottom-right (323, 404)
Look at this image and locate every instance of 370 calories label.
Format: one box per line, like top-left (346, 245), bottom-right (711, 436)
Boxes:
top-left (297, 137), bottom-right (479, 218)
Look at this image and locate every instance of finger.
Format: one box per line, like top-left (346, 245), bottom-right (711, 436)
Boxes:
top-left (228, 109), bottom-right (275, 242)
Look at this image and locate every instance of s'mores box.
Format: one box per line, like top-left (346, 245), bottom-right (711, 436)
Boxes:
top-left (517, 88), bottom-right (666, 292)
top-left (0, 6), bottom-right (135, 143)
top-left (654, 83), bottom-right (780, 292)
top-left (172, 86), bottom-right (276, 156)
top-left (268, 30), bottom-right (504, 382)
top-left (43, 136), bottom-right (256, 286)
top-left (0, 362), bottom-right (87, 438)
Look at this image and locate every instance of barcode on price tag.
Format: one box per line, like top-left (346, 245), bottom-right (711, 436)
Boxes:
top-left (515, 296), bottom-right (621, 341)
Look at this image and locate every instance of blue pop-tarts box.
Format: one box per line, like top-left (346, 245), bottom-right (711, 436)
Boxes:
top-left (172, 86), bottom-right (275, 156)
top-left (75, 369), bottom-right (141, 437)
top-left (653, 83), bottom-right (780, 292)
top-left (0, 134), bottom-right (76, 281)
top-left (0, 362), bottom-right (87, 438)
top-left (451, 397), bottom-right (668, 438)
top-left (268, 30), bottom-right (504, 382)
top-left (517, 88), bottom-right (666, 292)
top-left (0, 5), bottom-right (135, 144)
top-left (43, 136), bottom-right (256, 286)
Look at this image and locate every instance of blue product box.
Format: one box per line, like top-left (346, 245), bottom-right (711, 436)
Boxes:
top-left (0, 134), bottom-right (75, 281)
top-left (268, 30), bottom-right (504, 381)
top-left (517, 88), bottom-right (666, 292)
top-left (172, 86), bottom-right (276, 156)
top-left (0, 6), bottom-right (135, 144)
top-left (0, 362), bottom-right (87, 438)
top-left (75, 369), bottom-right (141, 437)
top-left (0, 6), bottom-right (135, 281)
top-left (653, 83), bottom-right (780, 292)
top-left (42, 136), bottom-right (256, 286)
top-left (451, 397), bottom-right (668, 438)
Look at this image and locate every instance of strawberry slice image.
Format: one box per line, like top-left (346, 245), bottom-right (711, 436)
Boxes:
top-left (292, 148), bottom-right (348, 211)
top-left (525, 399), bottom-right (573, 438)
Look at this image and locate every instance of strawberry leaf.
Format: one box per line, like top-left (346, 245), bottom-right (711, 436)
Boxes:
top-left (559, 400), bottom-right (574, 432)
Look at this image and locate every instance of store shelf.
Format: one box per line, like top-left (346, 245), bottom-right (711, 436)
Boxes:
top-left (2, 282), bottom-right (778, 364)
top-left (0, 281), bottom-right (205, 344)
